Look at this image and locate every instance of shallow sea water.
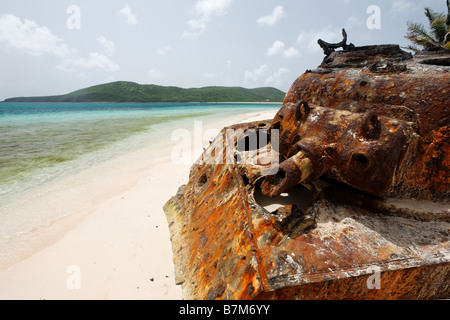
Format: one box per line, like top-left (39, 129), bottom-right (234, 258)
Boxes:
top-left (0, 102), bottom-right (280, 269)
top-left (0, 102), bottom-right (279, 198)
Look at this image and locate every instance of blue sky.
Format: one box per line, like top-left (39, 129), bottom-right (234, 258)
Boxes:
top-left (0, 0), bottom-right (447, 100)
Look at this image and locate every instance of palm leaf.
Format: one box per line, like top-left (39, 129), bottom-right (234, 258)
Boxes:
top-left (445, 32), bottom-right (450, 46)
top-left (447, 0), bottom-right (450, 26)
top-left (430, 16), bottom-right (449, 43)
top-left (424, 7), bottom-right (441, 25)
top-left (405, 3), bottom-right (450, 50)
top-left (406, 22), bottom-right (441, 48)
top-left (402, 45), bottom-right (421, 53)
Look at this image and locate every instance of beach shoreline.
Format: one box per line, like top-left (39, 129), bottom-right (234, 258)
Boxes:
top-left (0, 108), bottom-right (277, 300)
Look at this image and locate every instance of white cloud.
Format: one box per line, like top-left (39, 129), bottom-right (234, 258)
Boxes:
top-left (264, 67), bottom-right (290, 87)
top-left (148, 68), bottom-right (168, 79)
top-left (57, 36), bottom-right (119, 73)
top-left (244, 64), bottom-right (269, 82)
top-left (97, 36), bottom-right (115, 56)
top-left (267, 40), bottom-right (285, 56)
top-left (0, 14), bottom-right (71, 57)
top-left (119, 4), bottom-right (138, 26)
top-left (346, 16), bottom-right (363, 28)
top-left (390, 0), bottom-right (417, 15)
top-left (0, 14), bottom-right (119, 74)
top-left (195, 0), bottom-right (233, 20)
top-left (182, 0), bottom-right (233, 38)
top-left (182, 21), bottom-right (206, 38)
top-left (257, 6), bottom-right (286, 27)
top-left (267, 41), bottom-right (300, 58)
top-left (156, 46), bottom-right (172, 55)
top-left (282, 47), bottom-right (300, 59)
top-left (245, 65), bottom-right (290, 88)
top-left (297, 27), bottom-right (342, 53)
top-left (57, 52), bottom-right (119, 73)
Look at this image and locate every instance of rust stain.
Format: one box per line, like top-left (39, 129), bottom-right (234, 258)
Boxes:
top-left (164, 45), bottom-right (450, 300)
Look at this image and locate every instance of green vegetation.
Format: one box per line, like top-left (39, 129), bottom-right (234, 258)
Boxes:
top-left (405, 0), bottom-right (450, 51)
top-left (4, 81), bottom-right (286, 103)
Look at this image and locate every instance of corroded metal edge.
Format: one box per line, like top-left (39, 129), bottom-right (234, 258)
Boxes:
top-left (163, 121), bottom-right (450, 300)
top-left (163, 48), bottom-right (450, 300)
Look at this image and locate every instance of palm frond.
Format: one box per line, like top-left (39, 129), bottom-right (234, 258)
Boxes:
top-left (406, 22), bottom-right (441, 48)
top-left (402, 45), bottom-right (421, 53)
top-left (424, 7), bottom-right (441, 25)
top-left (447, 0), bottom-right (450, 26)
top-left (430, 16), bottom-right (449, 43)
top-left (445, 31), bottom-right (450, 45)
top-left (406, 3), bottom-right (450, 51)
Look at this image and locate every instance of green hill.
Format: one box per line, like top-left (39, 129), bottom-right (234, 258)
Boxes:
top-left (4, 81), bottom-right (286, 103)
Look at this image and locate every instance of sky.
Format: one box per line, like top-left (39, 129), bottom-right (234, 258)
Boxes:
top-left (0, 0), bottom-right (447, 101)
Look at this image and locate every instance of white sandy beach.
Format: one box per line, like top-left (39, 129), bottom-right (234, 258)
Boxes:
top-left (0, 109), bottom-right (277, 300)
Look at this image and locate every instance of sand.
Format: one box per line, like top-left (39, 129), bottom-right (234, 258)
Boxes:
top-left (0, 109), bottom-right (277, 300)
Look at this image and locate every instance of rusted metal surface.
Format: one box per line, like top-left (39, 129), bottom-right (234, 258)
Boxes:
top-left (285, 45), bottom-right (449, 201)
top-left (260, 101), bottom-right (418, 199)
top-left (317, 28), bottom-right (356, 56)
top-left (164, 45), bottom-right (450, 300)
top-left (164, 122), bottom-right (269, 300)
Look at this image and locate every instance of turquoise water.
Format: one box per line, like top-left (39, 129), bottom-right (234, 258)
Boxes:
top-left (0, 102), bottom-right (280, 198)
top-left (0, 102), bottom-right (280, 269)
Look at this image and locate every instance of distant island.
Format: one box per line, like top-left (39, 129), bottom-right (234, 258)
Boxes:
top-left (3, 81), bottom-right (286, 103)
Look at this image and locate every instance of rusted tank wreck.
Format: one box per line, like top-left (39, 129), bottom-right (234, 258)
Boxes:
top-left (164, 36), bottom-right (450, 300)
